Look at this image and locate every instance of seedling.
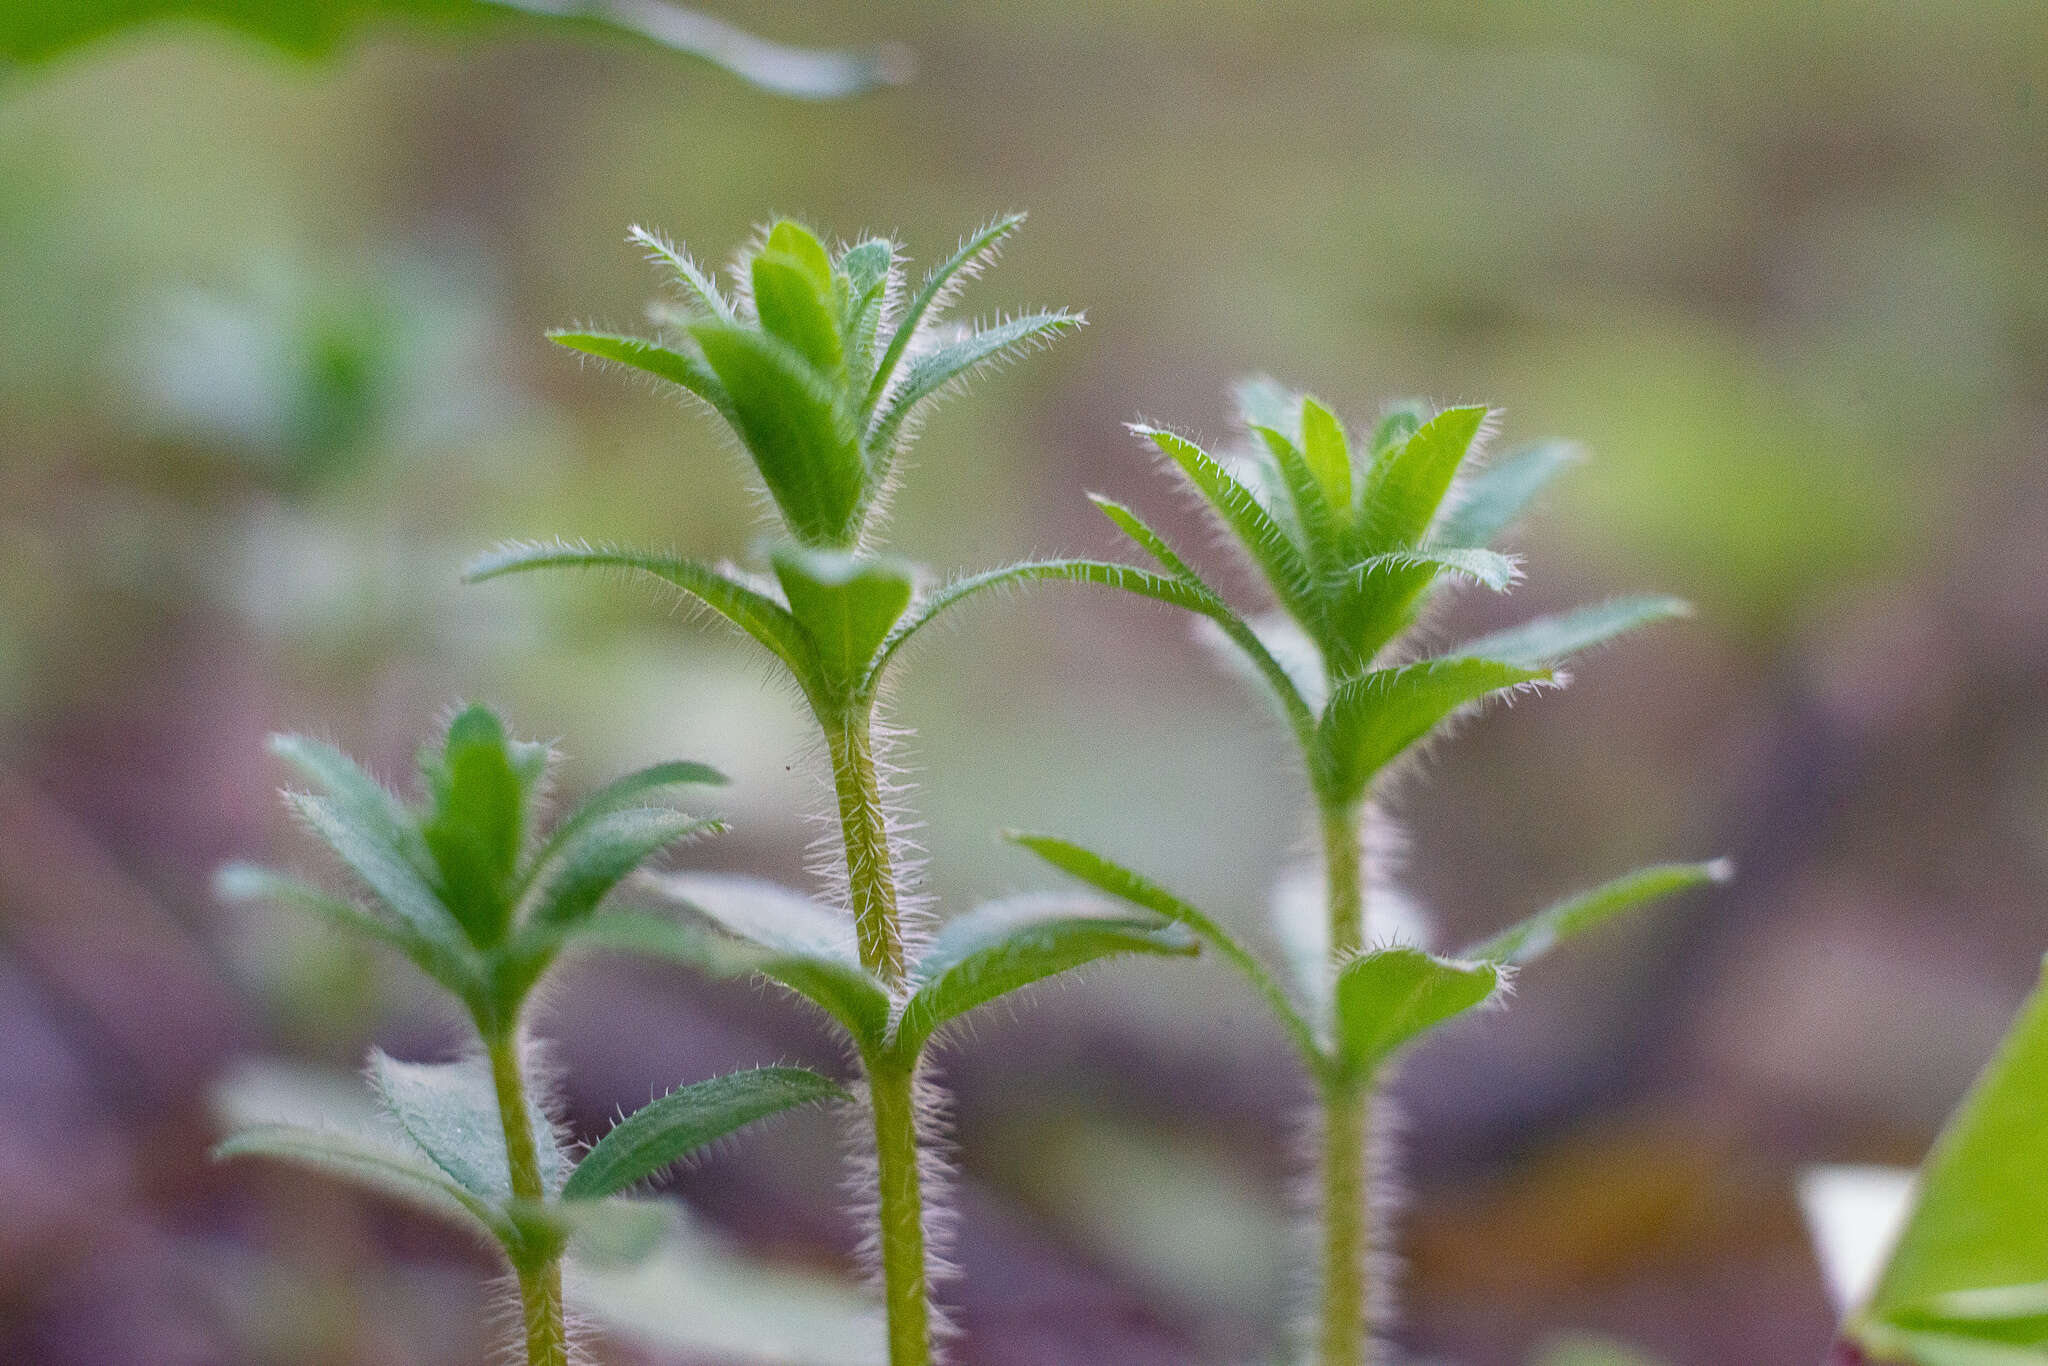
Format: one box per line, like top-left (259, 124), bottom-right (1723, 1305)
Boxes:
top-left (215, 705), bottom-right (845, 1366)
top-left (467, 218), bottom-right (1194, 1366)
top-left (997, 383), bottom-right (1729, 1363)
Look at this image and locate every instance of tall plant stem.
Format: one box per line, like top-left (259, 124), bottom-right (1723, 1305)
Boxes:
top-left (1318, 797), bottom-right (1373, 1366)
top-left (487, 1028), bottom-right (569, 1366)
top-left (825, 698), bottom-right (930, 1366)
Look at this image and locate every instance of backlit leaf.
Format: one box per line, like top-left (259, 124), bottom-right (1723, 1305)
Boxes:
top-left (1332, 947), bottom-right (1499, 1077)
top-left (563, 1068), bottom-right (846, 1200)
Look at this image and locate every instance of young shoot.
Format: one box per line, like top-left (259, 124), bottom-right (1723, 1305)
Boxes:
top-left (991, 382), bottom-right (1731, 1365)
top-left (467, 219), bottom-right (1191, 1366)
top-left (215, 705), bottom-right (844, 1366)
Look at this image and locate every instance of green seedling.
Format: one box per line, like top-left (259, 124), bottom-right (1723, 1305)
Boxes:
top-left (468, 218), bottom-right (1192, 1366)
top-left (1000, 383), bottom-right (1729, 1364)
top-left (215, 705), bottom-right (844, 1366)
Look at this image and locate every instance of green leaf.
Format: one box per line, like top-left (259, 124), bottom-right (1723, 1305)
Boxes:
top-left (687, 321), bottom-right (864, 547)
top-left (895, 896), bottom-right (1197, 1054)
top-left (769, 545), bottom-right (916, 686)
top-left (1248, 425), bottom-right (1342, 566)
top-left (1234, 376), bottom-right (1303, 447)
top-left (864, 214), bottom-right (1026, 414)
top-left (1332, 946), bottom-right (1499, 1077)
top-left (282, 789), bottom-right (471, 967)
top-left (872, 557), bottom-right (1216, 686)
top-left (270, 733), bottom-right (429, 877)
top-left (1351, 546), bottom-right (1522, 593)
top-left (1448, 596), bottom-right (1690, 670)
top-left (523, 807), bottom-right (716, 931)
top-left (1369, 400), bottom-right (1428, 455)
top-left (1005, 833), bottom-right (1321, 1065)
top-left (644, 873), bottom-right (892, 1042)
top-left (562, 1068), bottom-right (846, 1200)
top-left (1317, 657), bottom-right (1550, 802)
top-left (1855, 966), bottom-right (2048, 1348)
top-left (1435, 439), bottom-right (1584, 548)
top-left (752, 231), bottom-right (844, 377)
top-left (368, 1050), bottom-right (571, 1201)
top-left (541, 760), bottom-right (726, 845)
top-left (626, 226), bottom-right (734, 322)
top-left (547, 331), bottom-right (734, 423)
top-left (465, 541), bottom-right (816, 680)
top-left (1133, 424), bottom-right (1316, 620)
top-left (1299, 397), bottom-right (1354, 514)
top-left (214, 1123), bottom-right (504, 1245)
top-left (867, 311), bottom-right (1082, 464)
top-left (1086, 494), bottom-right (1213, 588)
top-left (418, 705), bottom-right (532, 947)
top-left (216, 861), bottom-right (415, 958)
top-left (1, 2), bottom-right (908, 100)
top-left (1467, 861), bottom-right (1730, 965)
top-left (1357, 404), bottom-right (1488, 551)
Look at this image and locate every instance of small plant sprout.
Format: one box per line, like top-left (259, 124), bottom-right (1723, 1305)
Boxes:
top-left (214, 705), bottom-right (845, 1366)
top-left (467, 218), bottom-right (1193, 1366)
top-left (1000, 382), bottom-right (1731, 1365)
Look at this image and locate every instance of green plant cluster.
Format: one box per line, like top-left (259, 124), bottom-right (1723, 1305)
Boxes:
top-left (220, 216), bottom-right (1724, 1366)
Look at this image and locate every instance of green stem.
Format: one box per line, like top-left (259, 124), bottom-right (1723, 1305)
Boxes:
top-left (866, 1051), bottom-right (932, 1366)
top-left (1318, 1077), bottom-right (1370, 1366)
top-left (824, 697), bottom-right (929, 1366)
top-left (488, 1030), bottom-right (568, 1366)
top-left (825, 701), bottom-right (906, 983)
top-left (1318, 797), bottom-right (1373, 1366)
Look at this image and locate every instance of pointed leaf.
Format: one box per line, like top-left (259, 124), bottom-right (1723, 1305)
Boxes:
top-left (1086, 494), bottom-right (1212, 587)
top-left (1370, 400), bottom-right (1428, 456)
top-left (368, 1051), bottom-right (570, 1201)
top-left (563, 1068), bottom-right (846, 1201)
top-left (770, 545), bottom-right (915, 685)
top-left (1448, 596), bottom-right (1690, 670)
top-left (1333, 946), bottom-right (1499, 1077)
top-left (1299, 397), bottom-right (1353, 513)
top-left (418, 705), bottom-right (531, 947)
top-left (1358, 404), bottom-right (1488, 550)
top-left (1318, 657), bottom-right (1551, 802)
top-left (283, 790), bottom-right (472, 969)
top-left (752, 244), bottom-right (843, 376)
top-left (1467, 860), bottom-right (1731, 965)
top-left (465, 542), bottom-right (815, 680)
top-left (270, 733), bottom-right (430, 876)
top-left (642, 873), bottom-right (892, 1042)
top-left (533, 759), bottom-right (726, 864)
top-left (865, 213), bottom-right (1025, 413)
top-left (1436, 439), bottom-right (1583, 548)
top-left (687, 321), bottom-right (863, 546)
top-left (1352, 546), bottom-right (1522, 593)
top-left (838, 239), bottom-right (895, 297)
top-left (867, 311), bottom-right (1082, 463)
top-left (1248, 425), bottom-right (1343, 566)
top-left (896, 896), bottom-right (1197, 1053)
top-left (1861, 967), bottom-right (2048, 1333)
top-left (547, 331), bottom-right (734, 422)
top-left (627, 226), bottom-right (734, 322)
top-left (1005, 833), bottom-right (1320, 1065)
top-left (1134, 424), bottom-right (1316, 619)
top-left (216, 862), bottom-right (416, 958)
top-left (215, 1124), bottom-right (505, 1245)
top-left (525, 807), bottom-right (717, 930)
top-left (1234, 376), bottom-right (1303, 449)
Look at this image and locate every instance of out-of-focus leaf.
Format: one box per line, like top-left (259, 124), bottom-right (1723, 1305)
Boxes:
top-left (563, 1068), bottom-right (846, 1200)
top-left (895, 895), bottom-right (1197, 1053)
top-left (1350, 546), bottom-right (1522, 593)
top-left (1332, 946), bottom-right (1499, 1077)
top-left (1317, 657), bottom-right (1550, 802)
top-left (368, 1050), bottom-right (570, 1200)
top-left (0, 1), bottom-right (907, 101)
top-left (214, 1124), bottom-right (504, 1244)
top-left (687, 322), bottom-right (864, 547)
top-left (770, 545), bottom-right (915, 686)
top-left (418, 704), bottom-right (531, 946)
top-left (1436, 440), bottom-right (1584, 548)
top-left (524, 807), bottom-right (715, 930)
top-left (1530, 1335), bottom-right (1671, 1366)
top-left (1466, 860), bottom-right (1730, 965)
top-left (1449, 596), bottom-right (1689, 670)
top-left (1851, 967), bottom-right (2048, 1361)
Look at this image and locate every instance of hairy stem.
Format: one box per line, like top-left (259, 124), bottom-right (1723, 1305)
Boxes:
top-left (488, 1030), bottom-right (568, 1366)
top-left (866, 1051), bottom-right (933, 1366)
top-left (1318, 1077), bottom-right (1371, 1366)
top-left (825, 702), bottom-right (907, 983)
top-left (1318, 798), bottom-right (1374, 1366)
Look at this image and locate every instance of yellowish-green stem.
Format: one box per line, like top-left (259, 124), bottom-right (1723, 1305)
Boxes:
top-left (1318, 799), bottom-right (1374, 1366)
top-left (488, 1030), bottom-right (569, 1366)
top-left (826, 704), bottom-right (906, 983)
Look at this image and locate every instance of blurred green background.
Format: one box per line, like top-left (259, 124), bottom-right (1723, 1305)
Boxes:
top-left (2, 3), bottom-right (2045, 1363)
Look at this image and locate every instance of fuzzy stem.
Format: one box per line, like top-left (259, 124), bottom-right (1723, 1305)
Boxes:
top-left (1318, 798), bottom-right (1374, 1366)
top-left (866, 1051), bottom-right (933, 1366)
top-left (487, 1030), bottom-right (568, 1366)
top-left (825, 701), bottom-right (907, 984)
top-left (1317, 1077), bottom-right (1371, 1366)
